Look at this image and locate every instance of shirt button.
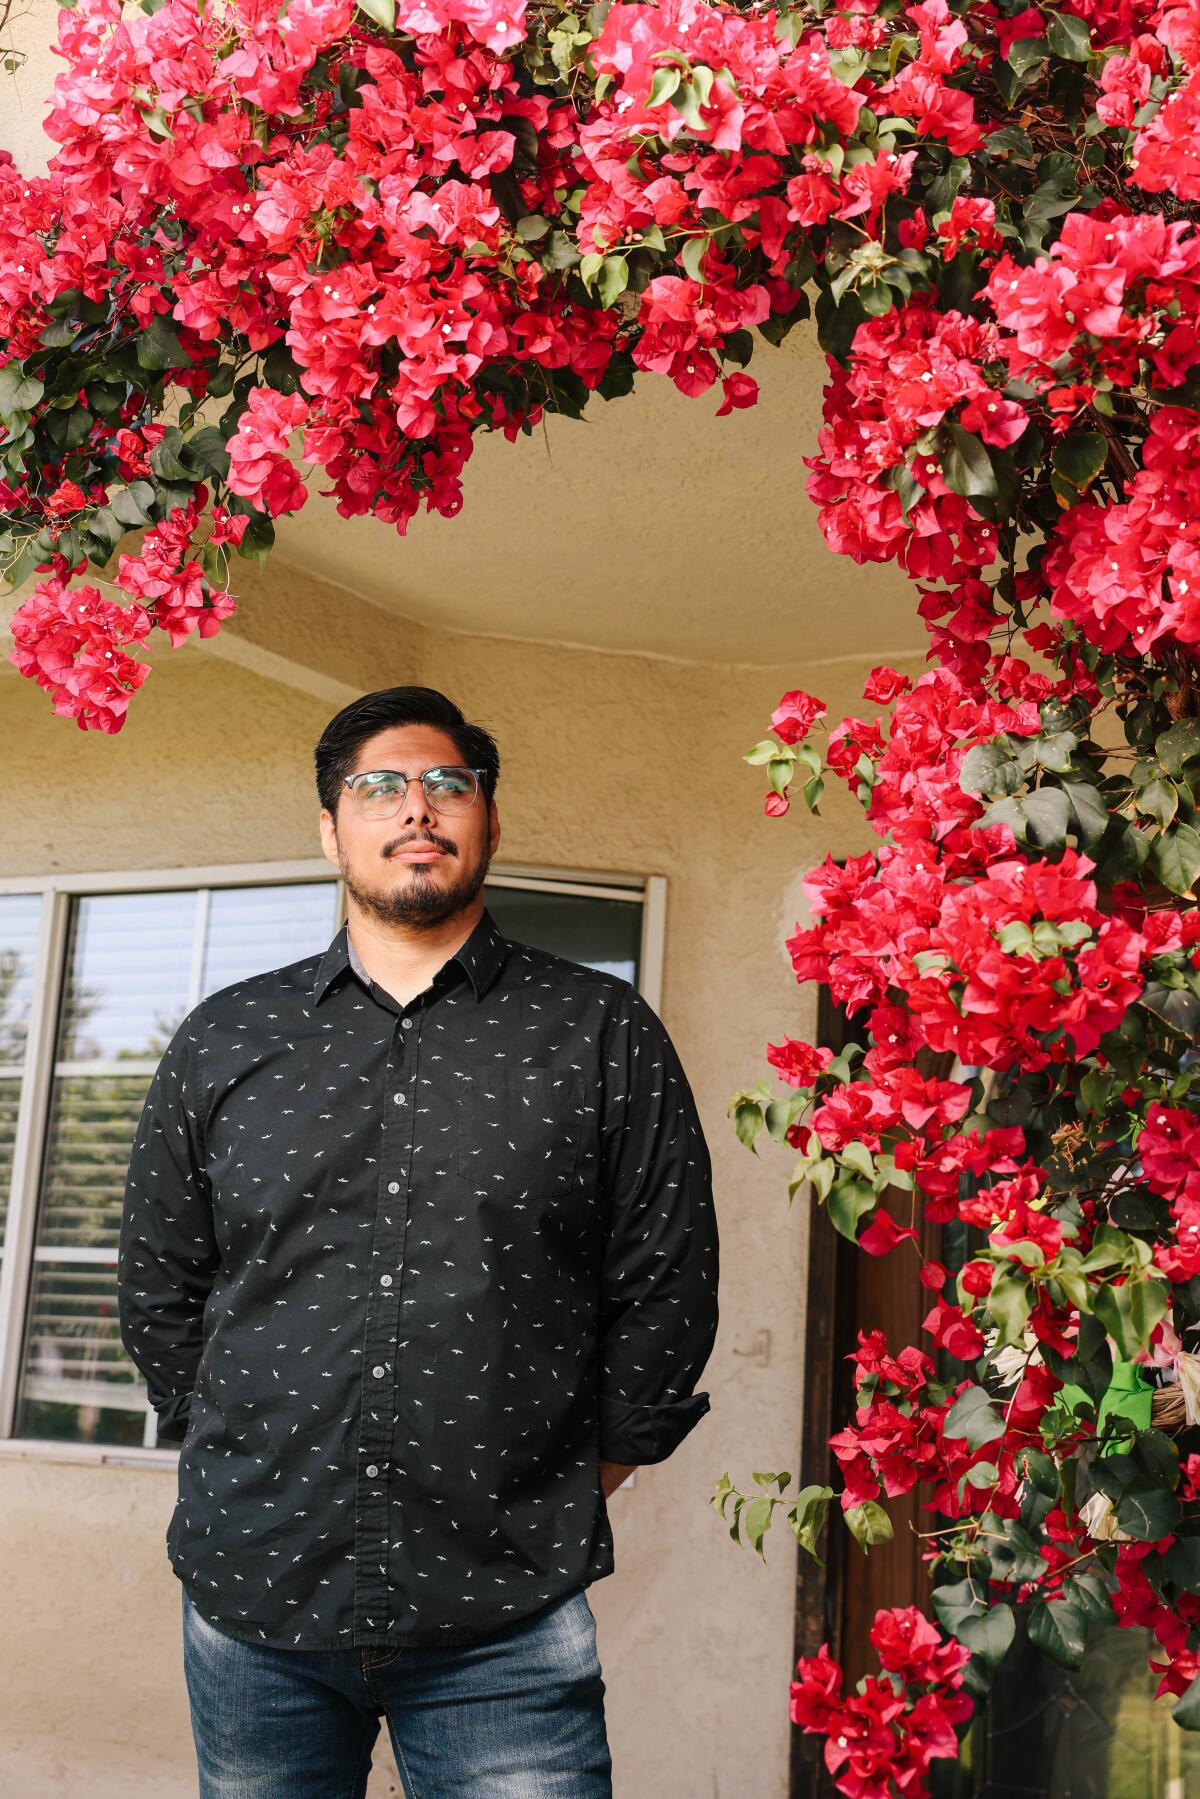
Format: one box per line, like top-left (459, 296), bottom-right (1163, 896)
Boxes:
top-left (393, 1092), bottom-right (406, 1106)
top-left (380, 1274), bottom-right (393, 1288)
top-left (372, 1364), bottom-right (386, 1379)
top-left (401, 1017), bottom-right (414, 1030)
top-left (387, 1181), bottom-right (400, 1195)
top-left (366, 1464), bottom-right (379, 1478)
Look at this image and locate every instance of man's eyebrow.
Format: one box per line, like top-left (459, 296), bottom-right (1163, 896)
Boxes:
top-left (354, 763), bottom-right (463, 775)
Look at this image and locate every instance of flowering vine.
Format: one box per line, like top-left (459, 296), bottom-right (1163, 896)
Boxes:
top-left (6, 0), bottom-right (1200, 1786)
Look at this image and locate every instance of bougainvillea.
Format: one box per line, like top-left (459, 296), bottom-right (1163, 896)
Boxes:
top-left (7, 0), bottom-right (1200, 1784)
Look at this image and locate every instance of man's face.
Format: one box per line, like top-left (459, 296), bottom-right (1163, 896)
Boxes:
top-left (319, 724), bottom-right (499, 929)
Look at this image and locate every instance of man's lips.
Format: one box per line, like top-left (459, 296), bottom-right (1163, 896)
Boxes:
top-left (393, 846), bottom-right (449, 861)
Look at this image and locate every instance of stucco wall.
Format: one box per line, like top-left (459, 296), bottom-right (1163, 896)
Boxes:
top-left (0, 582), bottom-right (923, 1797)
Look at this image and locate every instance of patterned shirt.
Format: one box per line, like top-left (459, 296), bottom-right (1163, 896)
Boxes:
top-left (117, 905), bottom-right (720, 1650)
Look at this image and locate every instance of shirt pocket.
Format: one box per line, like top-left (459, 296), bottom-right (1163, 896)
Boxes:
top-left (455, 1062), bottom-right (584, 1194)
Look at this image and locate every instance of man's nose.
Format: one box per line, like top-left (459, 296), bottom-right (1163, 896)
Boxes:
top-left (399, 782), bottom-right (439, 830)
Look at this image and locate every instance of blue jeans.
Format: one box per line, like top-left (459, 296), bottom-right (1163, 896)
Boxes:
top-left (180, 1584), bottom-right (613, 1798)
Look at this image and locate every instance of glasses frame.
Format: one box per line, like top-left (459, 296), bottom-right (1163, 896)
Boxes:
top-left (342, 765), bottom-right (489, 819)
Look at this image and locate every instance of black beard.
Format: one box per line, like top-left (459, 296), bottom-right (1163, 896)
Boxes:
top-left (339, 843), bottom-right (491, 930)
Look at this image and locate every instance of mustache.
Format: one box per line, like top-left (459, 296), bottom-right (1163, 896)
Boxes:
top-left (386, 834), bottom-right (456, 855)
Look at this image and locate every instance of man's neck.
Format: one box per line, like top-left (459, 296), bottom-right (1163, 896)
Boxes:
top-left (346, 906), bottom-right (482, 1007)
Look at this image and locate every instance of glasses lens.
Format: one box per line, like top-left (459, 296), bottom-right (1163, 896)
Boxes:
top-left (354, 772), bottom-right (406, 816)
top-left (424, 768), bottom-right (478, 811)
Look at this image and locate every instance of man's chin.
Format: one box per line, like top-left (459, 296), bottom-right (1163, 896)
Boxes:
top-left (344, 861), bottom-right (487, 927)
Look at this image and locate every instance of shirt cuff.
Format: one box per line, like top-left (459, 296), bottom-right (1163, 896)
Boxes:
top-left (149, 1389), bottom-right (194, 1445)
top-left (597, 1391), bottom-right (711, 1466)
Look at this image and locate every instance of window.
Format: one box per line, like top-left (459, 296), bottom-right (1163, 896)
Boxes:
top-left (0, 864), bottom-right (662, 1461)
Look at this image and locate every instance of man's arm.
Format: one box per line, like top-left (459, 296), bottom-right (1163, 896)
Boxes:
top-left (599, 1459), bottom-right (638, 1498)
top-left (595, 983), bottom-right (720, 1471)
top-left (117, 1004), bottom-right (220, 1445)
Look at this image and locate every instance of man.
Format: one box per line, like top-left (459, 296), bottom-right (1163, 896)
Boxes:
top-left (118, 684), bottom-right (720, 1798)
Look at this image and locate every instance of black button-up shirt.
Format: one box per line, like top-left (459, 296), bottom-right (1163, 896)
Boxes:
top-left (117, 905), bottom-right (719, 1649)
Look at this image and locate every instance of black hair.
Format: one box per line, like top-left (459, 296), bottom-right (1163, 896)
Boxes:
top-left (314, 686), bottom-right (500, 824)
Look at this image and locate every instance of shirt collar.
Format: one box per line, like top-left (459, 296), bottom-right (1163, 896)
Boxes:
top-left (310, 905), bottom-right (510, 1007)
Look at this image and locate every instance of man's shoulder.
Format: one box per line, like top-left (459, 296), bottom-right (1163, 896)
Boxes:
top-left (190, 945), bottom-right (327, 1031)
top-left (499, 936), bottom-right (638, 1017)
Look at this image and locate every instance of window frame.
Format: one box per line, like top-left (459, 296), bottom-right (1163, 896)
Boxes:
top-left (0, 856), bottom-right (666, 1471)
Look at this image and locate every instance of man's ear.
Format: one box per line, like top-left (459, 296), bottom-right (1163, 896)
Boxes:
top-left (318, 809), bottom-right (340, 867)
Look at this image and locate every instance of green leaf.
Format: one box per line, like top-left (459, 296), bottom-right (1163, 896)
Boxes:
top-left (1027, 1597), bottom-right (1088, 1668)
top-left (148, 426), bottom-right (193, 484)
top-left (986, 1517), bottom-right (1046, 1583)
top-left (989, 1270), bottom-right (1032, 1346)
top-left (356, 0), bottom-right (396, 26)
top-left (1032, 731), bottom-right (1079, 774)
top-left (744, 738), bottom-right (784, 766)
top-left (858, 278), bottom-right (895, 319)
top-left (139, 104), bottom-right (174, 140)
top-left (1022, 1450), bottom-right (1061, 1499)
top-left (680, 234), bottom-right (708, 284)
top-left (741, 1495), bottom-right (773, 1556)
top-left (1134, 778), bottom-right (1178, 827)
top-left (1174, 1669), bottom-right (1200, 1730)
top-left (1051, 431), bottom-right (1107, 491)
top-left (1156, 722), bottom-right (1200, 778)
top-left (110, 482), bottom-right (155, 527)
top-left (648, 65), bottom-right (681, 105)
top-left (933, 1581), bottom-right (1016, 1670)
top-left (1150, 823), bottom-right (1200, 897)
top-left (1114, 1478), bottom-right (1179, 1542)
top-left (1093, 820), bottom-right (1152, 885)
top-left (1006, 33), bottom-right (1048, 78)
top-left (135, 316), bottom-right (192, 371)
top-left (732, 1099), bottom-right (764, 1152)
top-left (0, 365), bottom-right (45, 414)
top-left (1063, 1573), bottom-right (1113, 1623)
top-left (766, 756), bottom-right (792, 795)
top-left (840, 1140), bottom-right (875, 1181)
top-left (235, 508), bottom-right (275, 567)
top-left (1093, 1278), bottom-right (1169, 1360)
top-left (788, 1484), bottom-right (833, 1562)
top-left (596, 255), bottom-right (629, 308)
top-left (845, 1501), bottom-right (893, 1552)
top-left (944, 1384), bottom-right (1006, 1450)
top-left (764, 1095), bottom-right (799, 1139)
top-left (1163, 1536), bottom-right (1200, 1592)
top-left (184, 424), bottom-right (230, 480)
top-left (1046, 10), bottom-right (1091, 58)
top-left (959, 741), bottom-right (1025, 798)
top-left (1078, 1068), bottom-right (1113, 1116)
top-left (942, 422), bottom-right (1000, 500)
top-left (1063, 782), bottom-right (1109, 850)
top-left (1139, 981), bottom-right (1200, 1039)
top-left (985, 789), bottom-right (1071, 853)
top-left (827, 1176), bottom-right (878, 1242)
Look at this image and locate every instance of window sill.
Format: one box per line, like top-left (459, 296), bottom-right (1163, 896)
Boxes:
top-left (0, 1437), bottom-right (179, 1471)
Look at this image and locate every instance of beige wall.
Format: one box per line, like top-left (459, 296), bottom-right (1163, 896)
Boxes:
top-left (0, 564), bottom-right (923, 1797)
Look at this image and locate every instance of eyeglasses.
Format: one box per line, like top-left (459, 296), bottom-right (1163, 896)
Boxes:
top-left (343, 766), bottom-right (487, 819)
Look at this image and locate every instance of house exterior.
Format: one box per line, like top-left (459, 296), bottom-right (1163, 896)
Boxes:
top-left (0, 12), bottom-right (925, 1794)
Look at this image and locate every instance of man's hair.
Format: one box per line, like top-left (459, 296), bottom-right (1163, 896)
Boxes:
top-left (314, 686), bottom-right (501, 823)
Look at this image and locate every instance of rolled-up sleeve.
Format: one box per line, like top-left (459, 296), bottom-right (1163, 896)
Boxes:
top-left (595, 984), bottom-right (720, 1465)
top-left (118, 1003), bottom-right (219, 1445)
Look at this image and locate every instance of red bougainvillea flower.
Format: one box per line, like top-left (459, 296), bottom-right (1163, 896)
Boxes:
top-left (771, 687), bottom-right (828, 743)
